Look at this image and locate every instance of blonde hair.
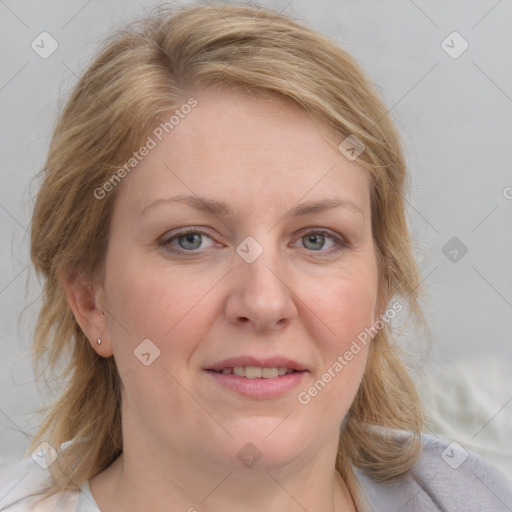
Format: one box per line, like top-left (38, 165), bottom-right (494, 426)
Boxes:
top-left (28, 2), bottom-right (427, 503)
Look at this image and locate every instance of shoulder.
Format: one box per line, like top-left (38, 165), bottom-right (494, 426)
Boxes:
top-left (355, 432), bottom-right (512, 512)
top-left (413, 434), bottom-right (512, 508)
top-left (0, 457), bottom-right (78, 511)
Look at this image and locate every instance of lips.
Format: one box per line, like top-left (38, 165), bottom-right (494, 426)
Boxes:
top-left (218, 366), bottom-right (292, 378)
top-left (204, 356), bottom-right (308, 398)
top-left (205, 356), bottom-right (308, 376)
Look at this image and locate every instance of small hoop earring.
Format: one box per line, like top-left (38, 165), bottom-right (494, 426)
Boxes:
top-left (97, 338), bottom-right (102, 345)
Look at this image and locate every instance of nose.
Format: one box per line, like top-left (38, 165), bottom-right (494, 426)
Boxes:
top-left (224, 245), bottom-right (297, 333)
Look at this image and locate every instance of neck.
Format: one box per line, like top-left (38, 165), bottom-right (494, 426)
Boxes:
top-left (90, 437), bottom-right (357, 512)
top-left (89, 404), bottom-right (357, 511)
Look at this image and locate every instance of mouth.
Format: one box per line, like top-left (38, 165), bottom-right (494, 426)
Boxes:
top-left (207, 366), bottom-right (301, 379)
top-left (204, 357), bottom-right (307, 398)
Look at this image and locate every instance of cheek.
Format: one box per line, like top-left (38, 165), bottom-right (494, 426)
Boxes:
top-left (103, 252), bottom-right (221, 364)
top-left (335, 276), bottom-right (377, 336)
top-left (305, 263), bottom-right (379, 353)
top-left (297, 271), bottom-right (377, 424)
top-left (101, 254), bottom-right (215, 417)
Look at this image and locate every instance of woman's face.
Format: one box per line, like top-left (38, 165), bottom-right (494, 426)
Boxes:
top-left (97, 87), bottom-right (382, 473)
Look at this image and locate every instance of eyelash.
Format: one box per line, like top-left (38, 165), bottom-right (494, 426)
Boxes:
top-left (160, 228), bottom-right (349, 256)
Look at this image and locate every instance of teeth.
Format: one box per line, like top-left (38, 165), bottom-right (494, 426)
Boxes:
top-left (245, 366), bottom-right (262, 378)
top-left (220, 366), bottom-right (294, 378)
top-left (261, 367), bottom-right (278, 378)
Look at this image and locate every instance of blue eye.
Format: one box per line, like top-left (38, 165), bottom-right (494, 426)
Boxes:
top-left (162, 229), bottom-right (215, 253)
top-left (302, 232), bottom-right (327, 251)
top-left (176, 232), bottom-right (203, 250)
top-left (160, 228), bottom-right (347, 256)
top-left (298, 230), bottom-right (346, 253)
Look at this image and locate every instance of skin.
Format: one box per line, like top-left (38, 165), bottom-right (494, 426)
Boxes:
top-left (65, 87), bottom-right (385, 512)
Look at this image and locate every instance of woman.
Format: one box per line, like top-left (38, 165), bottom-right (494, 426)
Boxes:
top-left (1, 3), bottom-right (510, 511)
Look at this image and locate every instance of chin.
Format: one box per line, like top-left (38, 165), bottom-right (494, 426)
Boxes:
top-left (213, 419), bottom-right (314, 471)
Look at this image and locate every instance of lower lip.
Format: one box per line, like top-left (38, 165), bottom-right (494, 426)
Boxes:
top-left (205, 370), bottom-right (307, 399)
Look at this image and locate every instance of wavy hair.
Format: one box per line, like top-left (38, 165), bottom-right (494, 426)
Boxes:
top-left (28, 2), bottom-right (428, 504)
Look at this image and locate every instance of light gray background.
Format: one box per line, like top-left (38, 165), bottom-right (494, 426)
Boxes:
top-left (1, 0), bottom-right (511, 478)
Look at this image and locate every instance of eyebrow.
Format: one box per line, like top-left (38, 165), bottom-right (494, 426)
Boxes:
top-left (141, 194), bottom-right (364, 219)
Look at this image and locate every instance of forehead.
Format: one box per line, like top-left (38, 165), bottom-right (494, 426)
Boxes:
top-left (113, 87), bottom-right (371, 221)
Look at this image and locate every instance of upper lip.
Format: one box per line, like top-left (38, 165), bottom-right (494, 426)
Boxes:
top-left (205, 356), bottom-right (308, 372)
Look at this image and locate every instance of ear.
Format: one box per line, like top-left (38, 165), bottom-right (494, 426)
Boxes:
top-left (58, 267), bottom-right (113, 357)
